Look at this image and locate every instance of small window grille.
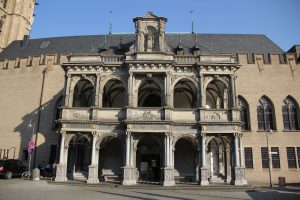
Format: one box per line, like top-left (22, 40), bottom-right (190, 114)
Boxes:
top-left (271, 147), bottom-right (280, 168)
top-left (261, 147), bottom-right (269, 168)
top-left (244, 147), bottom-right (253, 168)
top-left (286, 147), bottom-right (297, 168)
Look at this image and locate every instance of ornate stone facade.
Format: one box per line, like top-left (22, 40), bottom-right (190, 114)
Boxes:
top-left (0, 11), bottom-right (299, 186)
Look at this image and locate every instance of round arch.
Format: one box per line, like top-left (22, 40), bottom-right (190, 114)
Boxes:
top-left (172, 78), bottom-right (198, 108)
top-left (72, 79), bottom-right (95, 107)
top-left (102, 79), bottom-right (126, 107)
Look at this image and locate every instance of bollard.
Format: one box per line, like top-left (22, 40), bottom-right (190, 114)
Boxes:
top-left (32, 168), bottom-right (40, 181)
top-left (278, 177), bottom-right (286, 188)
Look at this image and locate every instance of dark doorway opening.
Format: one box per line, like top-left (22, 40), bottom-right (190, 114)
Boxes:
top-left (139, 154), bottom-right (160, 182)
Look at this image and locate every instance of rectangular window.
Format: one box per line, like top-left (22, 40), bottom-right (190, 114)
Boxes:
top-left (297, 147), bottom-right (300, 168)
top-left (261, 147), bottom-right (269, 168)
top-left (271, 147), bottom-right (280, 168)
top-left (286, 147), bottom-right (297, 168)
top-left (244, 147), bottom-right (253, 168)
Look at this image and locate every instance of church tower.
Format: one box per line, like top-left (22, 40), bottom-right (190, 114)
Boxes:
top-left (0, 0), bottom-right (36, 51)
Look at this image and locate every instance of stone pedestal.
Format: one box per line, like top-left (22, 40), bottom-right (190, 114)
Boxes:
top-left (87, 164), bottom-right (99, 184)
top-left (161, 167), bottom-right (175, 186)
top-left (122, 166), bottom-right (137, 185)
top-left (199, 167), bottom-right (209, 185)
top-left (234, 167), bottom-right (247, 185)
top-left (55, 163), bottom-right (67, 182)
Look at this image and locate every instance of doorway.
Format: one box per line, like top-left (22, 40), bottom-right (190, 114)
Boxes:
top-left (136, 135), bottom-right (163, 183)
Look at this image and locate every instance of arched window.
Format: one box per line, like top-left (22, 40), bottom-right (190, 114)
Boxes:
top-left (238, 96), bottom-right (250, 130)
top-left (102, 79), bottom-right (125, 108)
top-left (206, 80), bottom-right (228, 109)
top-left (257, 96), bottom-right (276, 130)
top-left (173, 79), bottom-right (197, 108)
top-left (282, 96), bottom-right (299, 130)
top-left (72, 79), bottom-right (94, 107)
top-left (138, 79), bottom-right (162, 107)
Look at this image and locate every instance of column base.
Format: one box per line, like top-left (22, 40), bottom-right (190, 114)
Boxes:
top-left (161, 166), bottom-right (175, 186)
top-left (55, 163), bottom-right (67, 182)
top-left (234, 167), bottom-right (247, 185)
top-left (122, 166), bottom-right (137, 185)
top-left (87, 164), bottom-right (99, 184)
top-left (199, 167), bottom-right (209, 186)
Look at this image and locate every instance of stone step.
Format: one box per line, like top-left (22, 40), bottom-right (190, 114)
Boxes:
top-left (73, 171), bottom-right (88, 181)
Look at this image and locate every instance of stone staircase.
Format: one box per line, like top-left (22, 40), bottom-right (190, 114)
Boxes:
top-left (209, 175), bottom-right (226, 183)
top-left (73, 171), bottom-right (88, 181)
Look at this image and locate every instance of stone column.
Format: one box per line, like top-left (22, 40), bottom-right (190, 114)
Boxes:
top-left (87, 132), bottom-right (99, 184)
top-left (63, 74), bottom-right (71, 107)
top-left (239, 135), bottom-right (245, 167)
top-left (225, 147), bottom-right (232, 183)
top-left (162, 132), bottom-right (175, 186)
top-left (230, 74), bottom-right (237, 108)
top-left (234, 133), bottom-right (247, 185)
top-left (55, 131), bottom-right (67, 182)
top-left (94, 74), bottom-right (100, 106)
top-left (128, 72), bottom-right (133, 107)
top-left (122, 132), bottom-right (136, 185)
top-left (165, 71), bottom-right (172, 107)
top-left (199, 74), bottom-right (206, 108)
top-left (199, 133), bottom-right (209, 185)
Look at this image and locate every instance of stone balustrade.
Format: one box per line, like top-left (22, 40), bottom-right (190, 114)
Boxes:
top-left (61, 107), bottom-right (239, 123)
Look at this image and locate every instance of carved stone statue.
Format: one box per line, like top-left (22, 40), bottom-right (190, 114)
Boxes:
top-left (147, 32), bottom-right (154, 52)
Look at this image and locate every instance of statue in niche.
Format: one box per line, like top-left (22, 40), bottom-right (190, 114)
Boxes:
top-left (146, 31), bottom-right (154, 52)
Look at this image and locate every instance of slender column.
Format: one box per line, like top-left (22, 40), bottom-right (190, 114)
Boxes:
top-left (197, 72), bottom-right (201, 108)
top-left (55, 131), bottom-right (67, 182)
top-left (128, 72), bottom-right (133, 106)
top-left (125, 132), bottom-right (131, 166)
top-left (202, 134), bottom-right (206, 167)
top-left (59, 132), bottom-right (65, 163)
top-left (94, 74), bottom-right (100, 106)
top-left (164, 74), bottom-right (167, 106)
top-left (200, 74), bottom-right (206, 108)
top-left (234, 134), bottom-right (240, 167)
top-left (64, 75), bottom-right (71, 107)
top-left (91, 133), bottom-right (96, 165)
top-left (230, 74), bottom-right (237, 108)
top-left (130, 133), bottom-right (134, 166)
top-left (164, 136), bottom-right (168, 166)
top-left (239, 135), bottom-right (244, 167)
top-left (166, 71), bottom-right (172, 107)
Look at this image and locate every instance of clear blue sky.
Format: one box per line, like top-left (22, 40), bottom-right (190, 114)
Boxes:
top-left (31, 0), bottom-right (300, 51)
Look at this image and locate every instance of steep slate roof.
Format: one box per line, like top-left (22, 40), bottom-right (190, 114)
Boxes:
top-left (0, 33), bottom-right (284, 60)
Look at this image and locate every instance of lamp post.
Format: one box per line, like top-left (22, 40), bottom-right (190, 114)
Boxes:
top-left (266, 128), bottom-right (273, 188)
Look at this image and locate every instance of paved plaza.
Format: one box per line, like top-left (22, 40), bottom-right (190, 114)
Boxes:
top-left (0, 179), bottom-right (299, 200)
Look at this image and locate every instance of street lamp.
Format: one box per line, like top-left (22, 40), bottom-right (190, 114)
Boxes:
top-left (266, 128), bottom-right (273, 188)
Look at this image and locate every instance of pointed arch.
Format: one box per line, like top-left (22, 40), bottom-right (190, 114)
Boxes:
top-left (282, 95), bottom-right (300, 130)
top-left (238, 95), bottom-right (250, 130)
top-left (257, 95), bottom-right (276, 130)
top-left (138, 78), bottom-right (162, 107)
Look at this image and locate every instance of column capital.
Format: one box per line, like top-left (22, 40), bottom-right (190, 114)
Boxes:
top-left (126, 131), bottom-right (132, 136)
top-left (164, 131), bottom-right (172, 137)
top-left (201, 133), bottom-right (206, 137)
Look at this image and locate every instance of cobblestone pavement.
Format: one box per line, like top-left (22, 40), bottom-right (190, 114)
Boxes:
top-left (0, 179), bottom-right (299, 200)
